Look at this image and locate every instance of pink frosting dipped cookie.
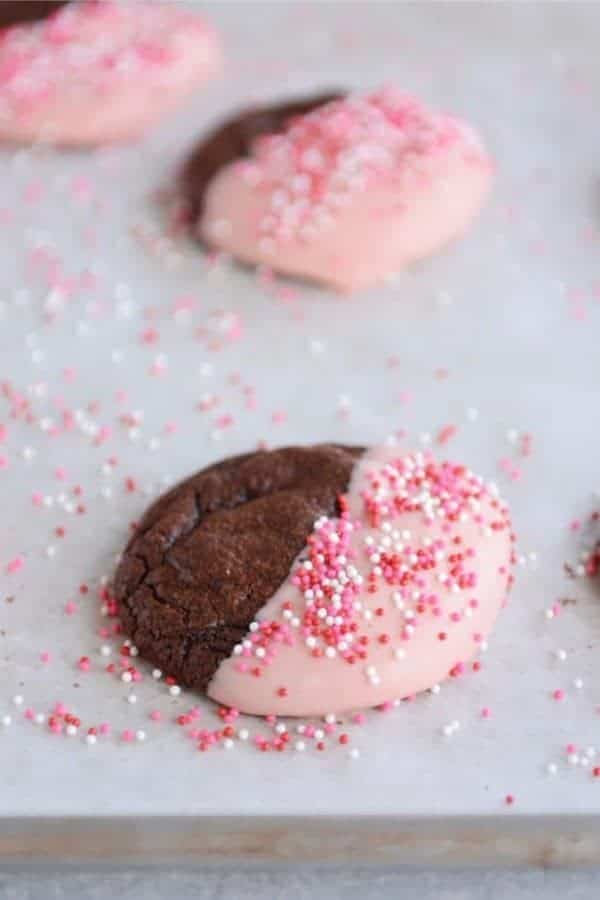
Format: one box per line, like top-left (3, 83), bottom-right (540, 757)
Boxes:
top-left (207, 446), bottom-right (514, 716)
top-left (0, 1), bottom-right (221, 146)
top-left (197, 88), bottom-right (493, 292)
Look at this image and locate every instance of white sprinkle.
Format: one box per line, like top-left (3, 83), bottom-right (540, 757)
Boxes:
top-left (127, 694), bottom-right (137, 705)
top-left (169, 685), bottom-right (181, 697)
top-left (348, 748), bottom-right (360, 760)
top-left (238, 729), bottom-right (249, 741)
top-left (100, 645), bottom-right (112, 657)
top-left (35, 713), bottom-right (45, 725)
top-left (1, 715), bottom-right (12, 727)
top-left (573, 678), bottom-right (584, 690)
top-left (295, 741), bottom-right (306, 752)
top-left (136, 730), bottom-right (146, 742)
top-left (152, 669), bottom-right (162, 680)
top-left (546, 762), bottom-right (558, 776)
top-left (555, 649), bottom-right (567, 662)
top-left (86, 734), bottom-right (97, 746)
top-left (66, 724), bottom-right (78, 737)
top-left (12, 695), bottom-right (24, 706)
top-left (223, 738), bottom-right (234, 750)
top-left (121, 671), bottom-right (132, 683)
top-left (567, 753), bottom-right (579, 766)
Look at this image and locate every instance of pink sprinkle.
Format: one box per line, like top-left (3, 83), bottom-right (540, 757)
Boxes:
top-left (40, 651), bottom-right (51, 664)
top-left (437, 424), bottom-right (457, 445)
top-left (553, 689), bottom-right (565, 701)
top-left (149, 710), bottom-right (162, 722)
top-left (6, 555), bottom-right (24, 574)
top-left (99, 723), bottom-right (111, 736)
top-left (481, 707), bottom-right (491, 719)
top-left (71, 176), bottom-right (93, 199)
top-left (54, 702), bottom-right (67, 716)
top-left (64, 601), bottom-right (78, 616)
top-left (520, 433), bottom-right (533, 457)
top-left (24, 708), bottom-right (35, 720)
top-left (215, 413), bottom-right (234, 429)
top-left (271, 410), bottom-right (287, 425)
top-left (0, 424), bottom-right (6, 442)
top-left (505, 794), bottom-right (515, 806)
top-left (121, 729), bottom-right (135, 743)
top-left (566, 743), bottom-right (577, 754)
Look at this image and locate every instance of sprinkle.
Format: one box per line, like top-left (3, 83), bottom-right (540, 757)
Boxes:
top-left (6, 556), bottom-right (24, 575)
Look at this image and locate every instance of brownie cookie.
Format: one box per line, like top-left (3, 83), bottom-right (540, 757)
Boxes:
top-left (191, 87), bottom-right (493, 293)
top-left (180, 91), bottom-right (344, 221)
top-left (0, 2), bottom-right (221, 146)
top-left (116, 443), bottom-right (514, 717)
top-left (115, 444), bottom-right (362, 693)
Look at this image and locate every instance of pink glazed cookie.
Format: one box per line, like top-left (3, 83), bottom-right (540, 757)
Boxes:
top-left (0, 1), bottom-right (221, 146)
top-left (116, 444), bottom-right (515, 717)
top-left (193, 88), bottom-right (493, 292)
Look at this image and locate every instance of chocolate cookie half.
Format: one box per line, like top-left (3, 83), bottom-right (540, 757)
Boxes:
top-left (0, 1), bottom-right (68, 29)
top-left (115, 444), bottom-right (362, 693)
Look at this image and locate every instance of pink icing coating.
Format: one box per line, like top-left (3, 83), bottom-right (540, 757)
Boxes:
top-left (0, 1), bottom-right (221, 145)
top-left (200, 88), bottom-right (493, 292)
top-left (208, 445), bottom-right (514, 716)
